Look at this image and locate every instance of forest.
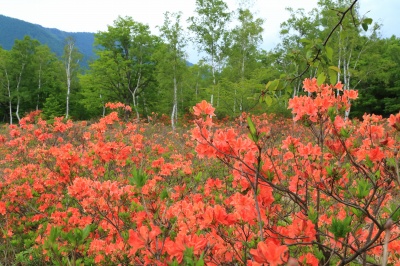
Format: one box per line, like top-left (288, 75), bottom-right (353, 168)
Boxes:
top-left (0, 0), bottom-right (398, 127)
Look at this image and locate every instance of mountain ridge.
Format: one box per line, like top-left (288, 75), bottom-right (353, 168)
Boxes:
top-left (0, 14), bottom-right (95, 67)
top-left (0, 14), bottom-right (194, 67)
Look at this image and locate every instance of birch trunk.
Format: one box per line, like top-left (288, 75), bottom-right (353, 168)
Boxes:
top-left (15, 63), bottom-right (25, 122)
top-left (211, 52), bottom-right (216, 106)
top-left (171, 64), bottom-right (178, 130)
top-left (344, 50), bottom-right (352, 120)
top-left (4, 69), bottom-right (12, 124)
top-left (65, 42), bottom-right (73, 119)
top-left (131, 71), bottom-right (141, 120)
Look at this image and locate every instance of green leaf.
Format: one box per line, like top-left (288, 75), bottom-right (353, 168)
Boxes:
top-left (265, 95), bottom-right (273, 106)
top-left (391, 205), bottom-right (400, 221)
top-left (265, 80), bottom-right (272, 90)
top-left (361, 17), bottom-right (373, 32)
top-left (328, 107), bottom-right (336, 123)
top-left (317, 73), bottom-right (326, 86)
top-left (306, 50), bottom-right (313, 60)
top-left (49, 227), bottom-right (60, 243)
top-left (373, 170), bottom-right (381, 181)
top-left (386, 158), bottom-right (396, 168)
top-left (160, 189), bottom-right (169, 200)
top-left (329, 69), bottom-right (337, 85)
top-left (247, 116), bottom-right (257, 136)
top-left (300, 38), bottom-right (311, 44)
top-left (326, 165), bottom-right (333, 176)
top-left (330, 216), bottom-right (352, 239)
top-left (130, 166), bottom-right (148, 188)
top-left (365, 156), bottom-right (374, 168)
top-left (266, 170), bottom-right (274, 182)
top-left (351, 207), bottom-right (363, 218)
top-left (313, 245), bottom-right (325, 260)
top-left (315, 42), bottom-right (324, 51)
top-left (356, 179), bottom-right (371, 199)
top-left (280, 29), bottom-right (289, 35)
top-left (340, 128), bottom-right (350, 138)
top-left (268, 79), bottom-right (279, 91)
top-left (363, 18), bottom-right (373, 25)
top-left (308, 206), bottom-right (318, 224)
top-left (81, 225), bottom-right (91, 241)
top-left (170, 259), bottom-right (179, 266)
top-left (325, 46), bottom-right (333, 62)
top-left (194, 172), bottom-right (202, 182)
top-left (329, 65), bottom-right (341, 73)
top-left (247, 116), bottom-right (258, 142)
top-left (196, 254), bottom-right (205, 266)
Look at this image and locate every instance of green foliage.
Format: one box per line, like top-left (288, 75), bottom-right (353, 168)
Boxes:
top-left (329, 216), bottom-right (352, 239)
top-left (42, 94), bottom-right (66, 119)
top-left (352, 36), bottom-right (400, 117)
top-left (188, 0), bottom-right (231, 106)
top-left (153, 12), bottom-right (189, 127)
top-left (355, 179), bottom-right (371, 199)
top-left (130, 166), bottom-right (148, 188)
top-left (43, 225), bottom-right (94, 266)
top-left (170, 248), bottom-right (205, 266)
top-left (81, 16), bottom-right (161, 119)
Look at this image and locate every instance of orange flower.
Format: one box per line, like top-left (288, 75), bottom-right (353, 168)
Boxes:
top-left (250, 240), bottom-right (288, 265)
top-left (193, 100), bottom-right (215, 116)
top-left (128, 228), bottom-right (146, 255)
top-left (335, 81), bottom-right (343, 91)
top-left (388, 113), bottom-right (400, 130)
top-left (303, 78), bottom-right (318, 93)
top-left (343, 89), bottom-right (358, 100)
top-left (0, 201), bottom-right (6, 215)
top-left (299, 253), bottom-right (319, 266)
top-left (368, 146), bottom-right (385, 162)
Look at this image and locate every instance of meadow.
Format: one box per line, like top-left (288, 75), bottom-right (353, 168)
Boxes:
top-left (0, 79), bottom-right (399, 265)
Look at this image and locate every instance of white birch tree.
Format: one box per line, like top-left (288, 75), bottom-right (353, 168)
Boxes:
top-left (9, 36), bottom-right (39, 122)
top-left (0, 48), bottom-right (12, 124)
top-left (157, 12), bottom-right (187, 130)
top-left (188, 0), bottom-right (230, 107)
top-left (63, 36), bottom-right (81, 119)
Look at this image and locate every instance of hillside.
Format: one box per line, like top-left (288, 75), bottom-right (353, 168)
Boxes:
top-left (0, 15), bottom-right (95, 67)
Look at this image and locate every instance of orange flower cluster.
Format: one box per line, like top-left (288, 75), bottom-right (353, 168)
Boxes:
top-left (0, 81), bottom-right (399, 265)
top-left (289, 78), bottom-right (358, 122)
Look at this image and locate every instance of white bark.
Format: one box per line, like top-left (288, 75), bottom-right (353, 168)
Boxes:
top-left (15, 63), bottom-right (25, 122)
top-left (100, 93), bottom-right (105, 117)
top-left (171, 64), bottom-right (178, 130)
top-left (344, 50), bottom-right (352, 120)
top-left (65, 41), bottom-right (74, 119)
top-left (131, 71), bottom-right (141, 120)
top-left (4, 69), bottom-right (12, 124)
top-left (211, 51), bottom-right (216, 106)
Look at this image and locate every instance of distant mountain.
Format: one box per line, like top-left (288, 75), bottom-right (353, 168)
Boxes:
top-left (0, 15), bottom-right (95, 67)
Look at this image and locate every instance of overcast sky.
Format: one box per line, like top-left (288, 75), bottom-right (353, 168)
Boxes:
top-left (1, 0), bottom-right (399, 62)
